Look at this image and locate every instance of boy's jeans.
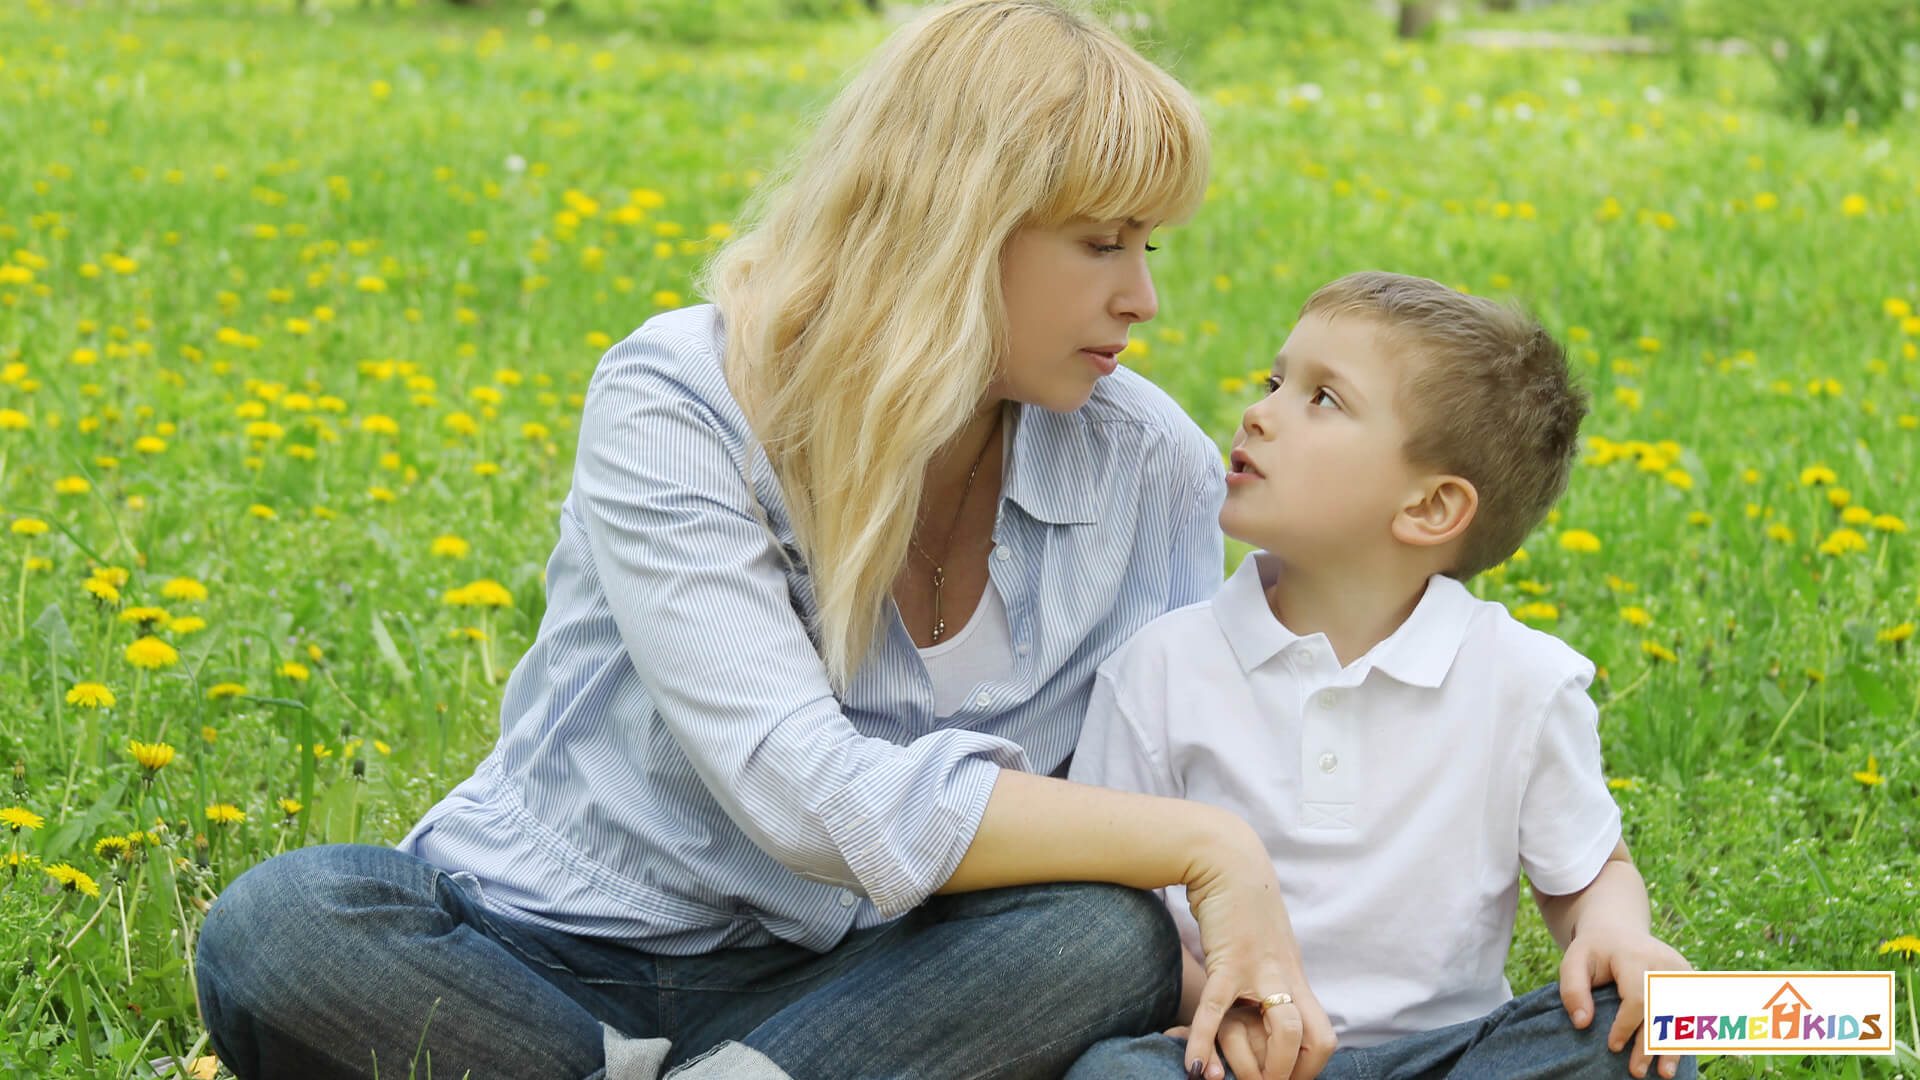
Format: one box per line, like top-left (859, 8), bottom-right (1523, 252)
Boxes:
top-left (1068, 983), bottom-right (1700, 1080)
top-left (194, 844), bottom-right (1181, 1080)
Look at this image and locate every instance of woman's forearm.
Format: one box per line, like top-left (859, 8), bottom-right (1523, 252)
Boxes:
top-left (937, 767), bottom-right (1254, 895)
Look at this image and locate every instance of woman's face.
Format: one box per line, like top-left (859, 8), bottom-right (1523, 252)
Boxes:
top-left (994, 218), bottom-right (1160, 412)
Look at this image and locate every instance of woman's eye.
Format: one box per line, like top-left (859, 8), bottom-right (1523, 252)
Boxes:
top-left (1310, 387), bottom-right (1339, 408)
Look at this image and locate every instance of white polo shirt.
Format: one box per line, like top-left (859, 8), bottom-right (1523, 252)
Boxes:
top-left (1069, 551), bottom-right (1621, 1048)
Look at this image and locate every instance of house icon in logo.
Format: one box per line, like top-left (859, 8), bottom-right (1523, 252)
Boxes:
top-left (1766, 981), bottom-right (1812, 1039)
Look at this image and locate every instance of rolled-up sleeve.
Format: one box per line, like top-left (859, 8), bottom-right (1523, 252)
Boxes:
top-left (574, 326), bottom-right (1028, 918)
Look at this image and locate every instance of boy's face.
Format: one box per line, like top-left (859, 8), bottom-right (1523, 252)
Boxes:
top-left (1221, 311), bottom-right (1429, 562)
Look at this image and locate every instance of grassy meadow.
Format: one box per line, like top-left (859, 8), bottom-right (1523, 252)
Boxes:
top-left (0, 0), bottom-right (1916, 1075)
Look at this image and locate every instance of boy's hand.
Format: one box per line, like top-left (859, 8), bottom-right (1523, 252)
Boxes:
top-left (1559, 922), bottom-right (1692, 1079)
top-left (1163, 1006), bottom-right (1277, 1080)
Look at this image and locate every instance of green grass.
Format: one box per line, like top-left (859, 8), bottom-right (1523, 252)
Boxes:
top-left (1, 0), bottom-right (1917, 1075)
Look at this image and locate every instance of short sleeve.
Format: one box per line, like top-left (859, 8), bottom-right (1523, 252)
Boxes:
top-left (1517, 670), bottom-right (1623, 895)
top-left (1067, 666), bottom-right (1174, 799)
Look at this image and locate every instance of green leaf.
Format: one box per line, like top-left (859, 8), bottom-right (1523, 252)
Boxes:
top-left (31, 602), bottom-right (76, 657)
top-left (1846, 664), bottom-right (1898, 717)
top-left (1757, 678), bottom-right (1789, 716)
top-left (229, 694), bottom-right (308, 711)
top-left (370, 611), bottom-right (412, 680)
top-left (40, 776), bottom-right (130, 858)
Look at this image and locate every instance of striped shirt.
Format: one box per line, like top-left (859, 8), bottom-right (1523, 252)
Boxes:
top-left (398, 304), bottom-right (1227, 955)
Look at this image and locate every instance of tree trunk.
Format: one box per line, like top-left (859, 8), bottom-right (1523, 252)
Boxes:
top-left (1398, 2), bottom-right (1435, 38)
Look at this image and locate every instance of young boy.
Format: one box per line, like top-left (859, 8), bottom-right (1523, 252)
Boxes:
top-left (1066, 272), bottom-right (1694, 1080)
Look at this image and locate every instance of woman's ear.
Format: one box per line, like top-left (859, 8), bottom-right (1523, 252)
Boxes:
top-left (1392, 475), bottom-right (1477, 548)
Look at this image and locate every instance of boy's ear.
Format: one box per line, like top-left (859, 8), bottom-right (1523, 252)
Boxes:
top-left (1392, 474), bottom-right (1477, 549)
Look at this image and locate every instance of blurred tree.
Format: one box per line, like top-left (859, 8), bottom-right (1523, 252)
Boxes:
top-left (1397, 2), bottom-right (1434, 38)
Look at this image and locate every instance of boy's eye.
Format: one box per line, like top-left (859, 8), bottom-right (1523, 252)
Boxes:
top-left (1309, 387), bottom-right (1340, 408)
top-left (1263, 375), bottom-right (1282, 395)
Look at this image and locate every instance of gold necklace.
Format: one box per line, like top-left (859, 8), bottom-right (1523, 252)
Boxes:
top-left (910, 411), bottom-right (1003, 644)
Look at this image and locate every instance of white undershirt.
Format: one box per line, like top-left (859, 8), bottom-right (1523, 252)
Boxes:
top-left (916, 411), bottom-right (1018, 718)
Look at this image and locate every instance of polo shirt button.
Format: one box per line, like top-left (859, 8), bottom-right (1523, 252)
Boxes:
top-left (1318, 752), bottom-right (1338, 773)
top-left (974, 692), bottom-right (991, 708)
top-left (1317, 690), bottom-right (1340, 709)
top-left (995, 547), bottom-right (1011, 562)
top-left (840, 890), bottom-right (857, 907)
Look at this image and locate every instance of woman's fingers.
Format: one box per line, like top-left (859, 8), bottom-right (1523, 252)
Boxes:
top-left (1184, 974), bottom-right (1235, 1080)
top-left (1219, 1013), bottom-right (1262, 1080)
top-left (1259, 1003), bottom-right (1303, 1080)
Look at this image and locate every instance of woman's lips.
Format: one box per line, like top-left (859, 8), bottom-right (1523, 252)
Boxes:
top-left (1081, 348), bottom-right (1119, 375)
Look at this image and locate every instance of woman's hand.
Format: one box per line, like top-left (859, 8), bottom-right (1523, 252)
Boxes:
top-left (1179, 819), bottom-right (1336, 1080)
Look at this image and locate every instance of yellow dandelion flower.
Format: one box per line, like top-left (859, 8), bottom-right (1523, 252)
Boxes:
top-left (522, 421), bottom-right (550, 441)
top-left (1558, 529), bottom-right (1601, 554)
top-left (207, 682), bottom-right (248, 699)
top-left (118, 606), bottom-right (172, 629)
top-left (1766, 523), bottom-right (1796, 544)
top-left (2, 806), bottom-right (46, 831)
top-left (1840, 193), bottom-right (1868, 217)
top-left (431, 535), bottom-right (470, 559)
top-left (1686, 511), bottom-right (1713, 526)
top-left (1878, 623), bottom-right (1914, 644)
top-left (1641, 640), bottom-right (1678, 663)
top-left (1871, 514), bottom-right (1905, 533)
top-left (1620, 606), bottom-right (1652, 627)
top-left (206, 803), bottom-right (246, 825)
top-left (1827, 487), bottom-right (1851, 508)
top-left (127, 739), bottom-right (175, 771)
top-left (374, 740), bottom-right (392, 755)
top-left (278, 798), bottom-right (303, 816)
top-left (310, 743), bottom-right (333, 760)
top-left (1818, 528), bottom-right (1869, 556)
top-left (94, 835), bottom-right (131, 859)
top-left (43, 863), bottom-right (100, 897)
top-left (1606, 777), bottom-right (1637, 791)
top-left (1511, 602), bottom-right (1559, 623)
top-left (1853, 756), bottom-right (1884, 786)
top-left (160, 577), bottom-right (207, 602)
top-left (1840, 506), bottom-right (1873, 526)
top-left (170, 616), bottom-right (207, 634)
top-left (84, 578), bottom-right (122, 605)
top-left (247, 504), bottom-right (278, 520)
top-left (55, 476), bottom-right (91, 495)
top-left (444, 579), bottom-right (513, 608)
top-left (1799, 465), bottom-right (1838, 487)
top-left (65, 682), bottom-right (116, 708)
top-left (124, 636), bottom-right (179, 669)
top-left (1877, 935), bottom-right (1920, 958)
top-left (1663, 469), bottom-right (1693, 491)
top-left (201, 725), bottom-right (217, 743)
top-left (10, 517), bottom-right (49, 537)
top-left (278, 661), bottom-right (310, 682)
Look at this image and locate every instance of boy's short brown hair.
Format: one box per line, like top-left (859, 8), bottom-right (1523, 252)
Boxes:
top-left (1301, 271), bottom-right (1588, 580)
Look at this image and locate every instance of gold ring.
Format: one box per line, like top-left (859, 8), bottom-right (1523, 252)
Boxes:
top-left (1260, 992), bottom-right (1294, 1011)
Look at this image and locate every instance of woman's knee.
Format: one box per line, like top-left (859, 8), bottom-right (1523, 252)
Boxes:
top-left (1007, 883), bottom-right (1182, 1021)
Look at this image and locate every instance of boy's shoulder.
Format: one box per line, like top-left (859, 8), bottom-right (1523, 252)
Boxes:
top-left (1448, 582), bottom-right (1597, 695)
top-left (1096, 595), bottom-right (1234, 687)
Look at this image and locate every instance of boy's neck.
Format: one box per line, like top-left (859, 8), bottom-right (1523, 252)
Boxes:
top-left (1263, 554), bottom-right (1436, 668)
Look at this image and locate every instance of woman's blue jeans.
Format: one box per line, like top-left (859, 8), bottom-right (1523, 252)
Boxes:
top-left (193, 844), bottom-right (1182, 1080)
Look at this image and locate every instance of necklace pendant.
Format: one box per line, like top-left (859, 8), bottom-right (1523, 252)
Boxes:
top-left (931, 618), bottom-right (946, 643)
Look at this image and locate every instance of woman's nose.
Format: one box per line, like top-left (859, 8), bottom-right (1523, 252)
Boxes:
top-left (1113, 260), bottom-right (1157, 324)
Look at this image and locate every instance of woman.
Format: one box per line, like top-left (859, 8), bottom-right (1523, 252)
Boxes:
top-left (195, 3), bottom-right (1334, 1078)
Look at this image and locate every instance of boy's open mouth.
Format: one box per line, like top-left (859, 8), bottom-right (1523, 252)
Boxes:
top-left (1229, 449), bottom-right (1263, 477)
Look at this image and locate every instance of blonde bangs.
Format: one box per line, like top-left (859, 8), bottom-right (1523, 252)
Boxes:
top-left (1033, 44), bottom-right (1210, 229)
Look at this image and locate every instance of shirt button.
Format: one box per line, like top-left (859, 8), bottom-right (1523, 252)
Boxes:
top-left (974, 692), bottom-right (992, 709)
top-left (1318, 752), bottom-right (1338, 774)
top-left (1317, 690), bottom-right (1341, 709)
top-left (1015, 642), bottom-right (1030, 657)
top-left (839, 890), bottom-right (857, 908)
top-left (995, 546), bottom-right (1011, 562)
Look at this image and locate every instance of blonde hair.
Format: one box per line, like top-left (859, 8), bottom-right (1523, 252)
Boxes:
top-left (1300, 272), bottom-right (1588, 580)
top-left (702, 0), bottom-right (1208, 691)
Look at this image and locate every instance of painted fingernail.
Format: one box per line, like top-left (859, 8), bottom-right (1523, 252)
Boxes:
top-left (1188, 1061), bottom-right (1205, 1080)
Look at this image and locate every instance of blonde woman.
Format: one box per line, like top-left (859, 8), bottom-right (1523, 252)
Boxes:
top-left (196, 3), bottom-right (1333, 1079)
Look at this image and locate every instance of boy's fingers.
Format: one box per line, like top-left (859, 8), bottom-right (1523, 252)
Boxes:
top-left (1609, 968), bottom-right (1648, 1054)
top-left (1557, 947), bottom-right (1596, 1028)
top-left (1262, 1006), bottom-right (1305, 1080)
top-left (1218, 1017), bottom-right (1260, 1080)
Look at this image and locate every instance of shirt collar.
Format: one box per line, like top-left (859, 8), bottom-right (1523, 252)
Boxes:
top-left (1211, 551), bottom-right (1478, 688)
top-left (1001, 403), bottom-right (1097, 526)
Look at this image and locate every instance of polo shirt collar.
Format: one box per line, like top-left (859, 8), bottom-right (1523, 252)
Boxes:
top-left (1212, 551), bottom-right (1477, 688)
top-left (1002, 403), bottom-right (1097, 526)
